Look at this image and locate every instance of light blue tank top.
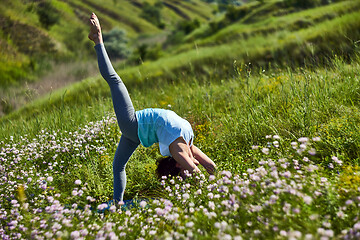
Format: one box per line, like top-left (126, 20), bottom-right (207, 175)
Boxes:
top-left (135, 108), bottom-right (194, 157)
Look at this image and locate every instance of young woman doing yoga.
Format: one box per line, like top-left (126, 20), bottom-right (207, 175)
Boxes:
top-left (88, 13), bottom-right (216, 202)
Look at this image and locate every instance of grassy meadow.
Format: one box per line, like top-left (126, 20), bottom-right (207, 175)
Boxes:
top-left (1, 0), bottom-right (360, 239)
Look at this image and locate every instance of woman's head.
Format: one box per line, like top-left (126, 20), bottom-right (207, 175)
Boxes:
top-left (156, 156), bottom-right (181, 178)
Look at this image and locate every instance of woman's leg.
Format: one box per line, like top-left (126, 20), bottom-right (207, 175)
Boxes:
top-left (90, 13), bottom-right (140, 201)
top-left (90, 13), bottom-right (139, 143)
top-left (113, 135), bottom-right (139, 202)
top-left (94, 43), bottom-right (139, 142)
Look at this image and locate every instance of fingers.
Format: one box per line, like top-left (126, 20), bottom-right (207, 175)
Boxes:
top-left (205, 164), bottom-right (216, 174)
top-left (192, 158), bottom-right (200, 166)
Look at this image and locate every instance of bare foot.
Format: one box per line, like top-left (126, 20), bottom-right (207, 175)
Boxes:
top-left (88, 13), bottom-right (103, 45)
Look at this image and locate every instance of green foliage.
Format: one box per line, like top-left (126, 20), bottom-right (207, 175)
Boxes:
top-left (165, 31), bottom-right (186, 46)
top-left (103, 28), bottom-right (131, 60)
top-left (225, 5), bottom-right (249, 22)
top-left (64, 26), bottom-right (94, 59)
top-left (0, 99), bottom-right (14, 115)
top-left (284, 0), bottom-right (322, 9)
top-left (0, 60), bottom-right (29, 87)
top-left (165, 19), bottom-right (201, 46)
top-left (177, 19), bottom-right (201, 35)
top-left (36, 0), bottom-right (60, 29)
top-left (129, 44), bottom-right (163, 64)
top-left (140, 2), bottom-right (165, 29)
top-left (206, 3), bottom-right (255, 34)
top-left (2, 0), bottom-right (360, 238)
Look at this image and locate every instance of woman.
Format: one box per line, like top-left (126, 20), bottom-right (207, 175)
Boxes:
top-left (88, 13), bottom-right (216, 202)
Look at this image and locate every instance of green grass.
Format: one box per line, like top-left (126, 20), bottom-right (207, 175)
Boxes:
top-left (2, 54), bottom-right (360, 161)
top-left (182, 0), bottom-right (360, 51)
top-left (1, 2), bottom-right (360, 237)
top-left (0, 0), bottom-right (215, 89)
top-left (1, 53), bottom-right (360, 239)
top-left (3, 6), bottom-right (360, 123)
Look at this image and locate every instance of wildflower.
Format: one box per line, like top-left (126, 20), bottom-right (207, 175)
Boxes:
top-left (280, 230), bottom-right (287, 237)
top-left (139, 201), bottom-right (147, 208)
top-left (182, 193), bottom-right (190, 200)
top-left (283, 171), bottom-right (291, 178)
top-left (308, 148), bottom-right (316, 155)
top-left (208, 201), bottom-right (215, 210)
top-left (292, 208), bottom-right (300, 214)
top-left (312, 137), bottom-right (321, 141)
top-left (289, 231), bottom-right (302, 239)
top-left (221, 170), bottom-right (232, 178)
top-left (282, 203), bottom-right (291, 214)
top-left (109, 205), bottom-right (116, 212)
top-left (74, 180), bottom-right (82, 185)
top-left (298, 137), bottom-right (309, 143)
top-left (185, 221), bottom-right (194, 228)
top-left (303, 195), bottom-right (312, 205)
top-left (70, 231), bottom-right (80, 239)
top-left (250, 174), bottom-right (261, 182)
top-left (46, 176), bottom-right (53, 182)
top-left (222, 234), bottom-right (232, 240)
top-left (97, 203), bottom-right (108, 211)
top-left (305, 234), bottom-right (313, 240)
top-left (354, 222), bottom-right (360, 230)
top-left (299, 144), bottom-right (307, 150)
top-left (262, 147), bottom-right (269, 155)
top-left (332, 156), bottom-right (343, 165)
top-left (324, 230), bottom-right (334, 237)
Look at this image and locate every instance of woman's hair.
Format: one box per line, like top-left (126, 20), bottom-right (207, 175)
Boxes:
top-left (156, 156), bottom-right (180, 178)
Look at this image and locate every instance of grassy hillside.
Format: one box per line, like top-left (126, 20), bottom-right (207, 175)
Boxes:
top-left (2, 0), bottom-right (359, 121)
top-left (1, 49), bottom-right (360, 240)
top-left (1, 1), bottom-right (360, 239)
top-left (0, 0), bottom-right (215, 88)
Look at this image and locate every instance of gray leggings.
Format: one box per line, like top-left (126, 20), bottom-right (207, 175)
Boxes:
top-left (95, 43), bottom-right (140, 202)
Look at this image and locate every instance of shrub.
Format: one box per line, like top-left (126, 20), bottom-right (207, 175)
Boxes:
top-left (140, 2), bottom-right (165, 29)
top-left (36, 0), bottom-right (60, 29)
top-left (103, 28), bottom-right (131, 60)
top-left (129, 44), bottom-right (163, 64)
top-left (225, 5), bottom-right (249, 22)
top-left (284, 0), bottom-right (321, 9)
top-left (177, 19), bottom-right (201, 35)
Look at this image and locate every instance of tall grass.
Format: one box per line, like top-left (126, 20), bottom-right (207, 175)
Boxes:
top-left (2, 55), bottom-right (360, 163)
top-left (1, 55), bottom-right (360, 239)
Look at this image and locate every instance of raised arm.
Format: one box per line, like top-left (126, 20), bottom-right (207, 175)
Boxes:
top-left (190, 145), bottom-right (216, 174)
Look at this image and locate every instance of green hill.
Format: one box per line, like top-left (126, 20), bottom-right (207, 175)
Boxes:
top-left (1, 1), bottom-right (360, 238)
top-left (0, 0), bottom-right (216, 88)
top-left (2, 0), bottom-right (359, 119)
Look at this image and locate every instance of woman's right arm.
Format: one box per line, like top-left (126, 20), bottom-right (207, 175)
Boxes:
top-left (190, 145), bottom-right (216, 174)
